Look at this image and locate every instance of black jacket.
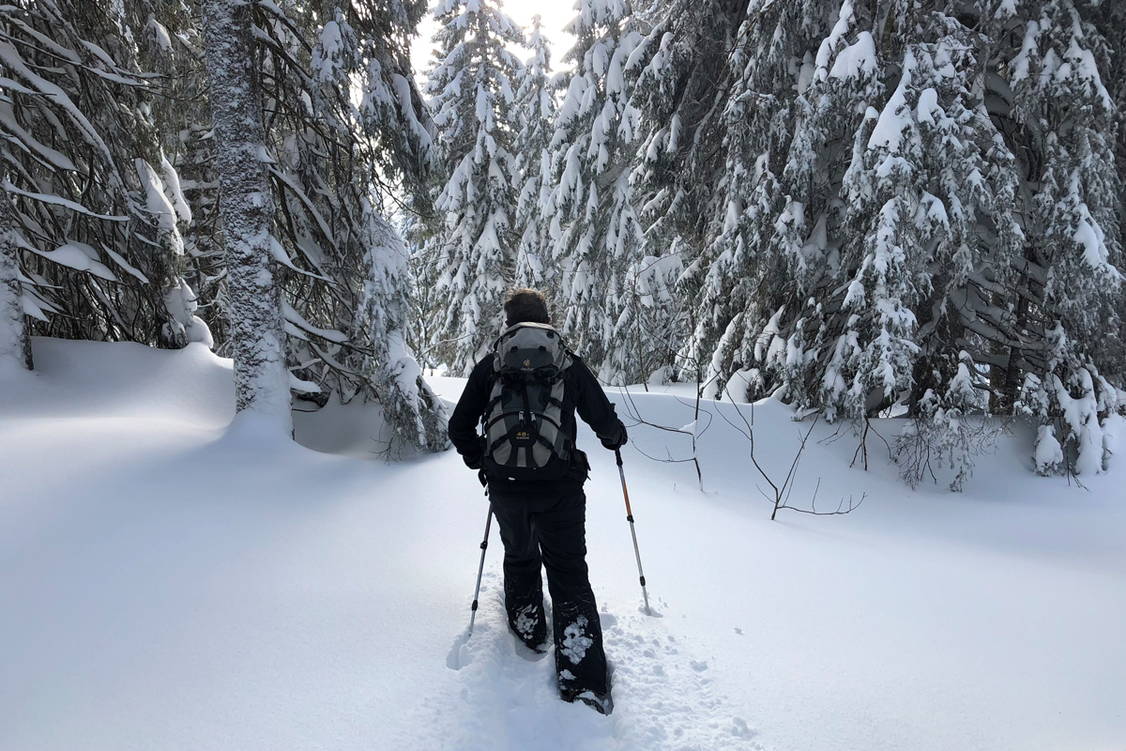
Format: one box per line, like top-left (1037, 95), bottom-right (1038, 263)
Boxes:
top-left (448, 353), bottom-right (626, 493)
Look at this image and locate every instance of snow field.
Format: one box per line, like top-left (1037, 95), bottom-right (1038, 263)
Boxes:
top-left (2, 339), bottom-right (1124, 751)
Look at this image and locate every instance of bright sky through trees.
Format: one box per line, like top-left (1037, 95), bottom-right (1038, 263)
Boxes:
top-left (411, 0), bottom-right (575, 75)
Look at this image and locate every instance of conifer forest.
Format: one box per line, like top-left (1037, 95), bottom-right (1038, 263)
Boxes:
top-left (4, 0), bottom-right (1124, 483)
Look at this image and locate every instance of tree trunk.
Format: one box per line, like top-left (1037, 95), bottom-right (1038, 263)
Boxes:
top-left (0, 184), bottom-right (31, 371)
top-left (200, 0), bottom-right (290, 427)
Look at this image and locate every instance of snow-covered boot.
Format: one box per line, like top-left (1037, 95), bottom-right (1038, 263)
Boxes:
top-left (507, 601), bottom-right (548, 653)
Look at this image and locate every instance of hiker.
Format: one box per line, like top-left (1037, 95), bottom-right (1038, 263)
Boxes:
top-left (448, 288), bottom-right (628, 715)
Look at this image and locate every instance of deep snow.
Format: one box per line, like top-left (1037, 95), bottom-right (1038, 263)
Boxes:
top-left (2, 339), bottom-right (1124, 751)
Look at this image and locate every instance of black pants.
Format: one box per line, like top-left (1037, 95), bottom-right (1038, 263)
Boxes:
top-left (489, 482), bottom-right (609, 698)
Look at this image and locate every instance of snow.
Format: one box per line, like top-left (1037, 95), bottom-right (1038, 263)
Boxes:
top-left (30, 241), bottom-right (118, 281)
top-left (867, 54), bottom-right (912, 153)
top-left (0, 40), bottom-right (113, 161)
top-left (160, 156), bottom-right (192, 224)
top-left (0, 101), bottom-right (77, 171)
top-left (145, 17), bottom-right (173, 53)
top-left (281, 298), bottom-right (348, 344)
top-left (2, 338), bottom-right (1125, 751)
top-left (2, 181), bottom-right (129, 223)
top-left (311, 19), bottom-right (344, 82)
top-left (102, 244), bottom-right (150, 283)
top-left (1010, 20), bottom-right (1039, 84)
top-left (135, 158), bottom-right (180, 236)
top-left (828, 31), bottom-right (876, 80)
top-left (1034, 424), bottom-right (1063, 475)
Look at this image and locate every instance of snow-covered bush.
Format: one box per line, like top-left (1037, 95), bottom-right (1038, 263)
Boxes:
top-left (895, 355), bottom-right (1001, 492)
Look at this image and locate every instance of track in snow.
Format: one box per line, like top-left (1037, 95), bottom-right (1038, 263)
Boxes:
top-left (429, 569), bottom-right (759, 751)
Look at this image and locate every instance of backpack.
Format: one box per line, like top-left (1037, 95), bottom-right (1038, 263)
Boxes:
top-left (482, 323), bottom-right (574, 481)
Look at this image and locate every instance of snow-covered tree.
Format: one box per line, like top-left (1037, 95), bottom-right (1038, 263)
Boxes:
top-left (421, 0), bottom-right (523, 376)
top-left (624, 0), bottom-right (747, 386)
top-left (676, 0), bottom-right (827, 399)
top-left (199, 0), bottom-right (291, 426)
top-left (602, 250), bottom-right (684, 385)
top-left (548, 0), bottom-right (644, 376)
top-left (666, 0), bottom-right (1122, 480)
top-left (1005, 0), bottom-right (1124, 475)
top-left (138, 0), bottom-right (227, 353)
top-left (0, 183), bottom-right (30, 371)
top-left (357, 205), bottom-right (447, 451)
top-left (512, 16), bottom-right (559, 293)
top-left (819, 16), bottom-right (1029, 427)
top-left (271, 0), bottom-right (447, 450)
top-left (181, 0), bottom-right (446, 449)
top-left (0, 1), bottom-right (200, 350)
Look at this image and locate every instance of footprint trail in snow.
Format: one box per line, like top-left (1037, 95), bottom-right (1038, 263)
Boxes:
top-left (428, 572), bottom-right (760, 751)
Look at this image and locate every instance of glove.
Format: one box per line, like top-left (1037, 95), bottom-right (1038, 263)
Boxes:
top-left (463, 453), bottom-right (483, 470)
top-left (599, 422), bottom-right (627, 451)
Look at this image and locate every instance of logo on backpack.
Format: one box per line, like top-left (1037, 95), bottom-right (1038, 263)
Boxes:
top-left (483, 323), bottom-right (573, 480)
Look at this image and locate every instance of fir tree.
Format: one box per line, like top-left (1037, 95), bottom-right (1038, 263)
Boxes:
top-left (680, 0), bottom-right (826, 399)
top-left (0, 182), bottom-right (30, 371)
top-left (672, 0), bottom-right (1123, 479)
top-left (625, 0), bottom-right (748, 387)
top-left (260, 0), bottom-right (445, 450)
top-left (422, 0), bottom-right (523, 376)
top-left (1006, 0), bottom-right (1124, 474)
top-left (548, 0), bottom-right (644, 376)
top-left (0, 0), bottom-right (200, 350)
top-left (200, 0), bottom-right (291, 426)
top-left (512, 16), bottom-right (559, 294)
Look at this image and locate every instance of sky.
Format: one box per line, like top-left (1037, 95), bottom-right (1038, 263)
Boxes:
top-left (410, 0), bottom-right (577, 80)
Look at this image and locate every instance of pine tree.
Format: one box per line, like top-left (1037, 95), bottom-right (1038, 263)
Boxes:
top-left (679, 0), bottom-right (827, 399)
top-left (0, 1), bottom-right (200, 350)
top-left (137, 0), bottom-right (222, 352)
top-left (624, 0), bottom-right (748, 387)
top-left (422, 0), bottom-right (523, 376)
top-left (357, 205), bottom-right (447, 451)
top-left (187, 0), bottom-right (445, 449)
top-left (0, 183), bottom-right (30, 371)
top-left (819, 12), bottom-right (1025, 428)
top-left (1005, 0), bottom-right (1124, 474)
top-left (199, 0), bottom-right (291, 426)
top-left (672, 0), bottom-right (1123, 480)
top-left (512, 16), bottom-right (559, 294)
top-left (548, 0), bottom-right (644, 377)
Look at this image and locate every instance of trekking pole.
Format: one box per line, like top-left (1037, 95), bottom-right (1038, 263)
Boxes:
top-left (615, 449), bottom-right (651, 615)
top-left (468, 504), bottom-right (493, 635)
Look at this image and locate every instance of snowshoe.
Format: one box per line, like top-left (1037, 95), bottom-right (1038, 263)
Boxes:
top-left (561, 687), bottom-right (614, 716)
top-left (510, 630), bottom-right (548, 655)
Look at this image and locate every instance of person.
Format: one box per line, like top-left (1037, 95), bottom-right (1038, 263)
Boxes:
top-left (447, 288), bottom-right (627, 715)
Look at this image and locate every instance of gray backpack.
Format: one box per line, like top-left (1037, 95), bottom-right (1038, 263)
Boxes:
top-left (482, 323), bottom-right (574, 481)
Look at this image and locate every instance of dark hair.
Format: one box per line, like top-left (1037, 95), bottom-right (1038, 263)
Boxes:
top-left (504, 288), bottom-right (551, 327)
